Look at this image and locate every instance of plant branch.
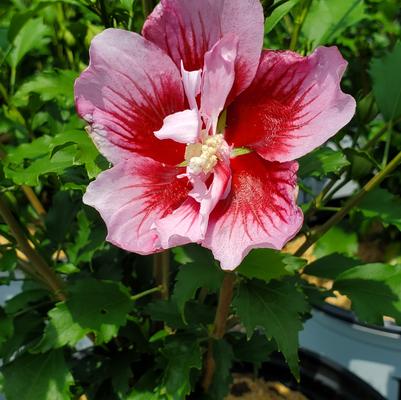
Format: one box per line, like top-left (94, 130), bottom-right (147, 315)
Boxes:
top-left (153, 251), bottom-right (170, 299)
top-left (131, 286), bottom-right (162, 301)
top-left (141, 0), bottom-right (154, 18)
top-left (289, 0), bottom-right (312, 51)
top-left (0, 195), bottom-right (65, 300)
top-left (202, 272), bottom-right (236, 392)
top-left (295, 150), bottom-right (401, 257)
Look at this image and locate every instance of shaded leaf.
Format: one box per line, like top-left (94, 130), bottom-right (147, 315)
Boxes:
top-left (146, 300), bottom-right (185, 329)
top-left (370, 42), bottom-right (401, 121)
top-left (162, 337), bottom-right (202, 399)
top-left (173, 262), bottom-right (223, 317)
top-left (2, 351), bottom-right (73, 400)
top-left (37, 279), bottom-right (133, 350)
top-left (208, 340), bottom-right (234, 400)
top-left (357, 188), bottom-right (401, 230)
top-left (231, 332), bottom-right (276, 364)
top-left (304, 253), bottom-right (361, 280)
top-left (233, 279), bottom-right (309, 379)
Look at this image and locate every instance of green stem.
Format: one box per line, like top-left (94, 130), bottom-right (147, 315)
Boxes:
top-left (202, 272), bottom-right (236, 392)
top-left (289, 0), bottom-right (312, 51)
top-left (363, 117), bottom-right (401, 151)
top-left (266, 0), bottom-right (290, 14)
top-left (0, 195), bottom-right (66, 300)
top-left (141, 0), bottom-right (153, 18)
top-left (131, 286), bottom-right (162, 301)
top-left (381, 120), bottom-right (393, 168)
top-left (10, 66), bottom-right (16, 95)
top-left (153, 251), bottom-right (170, 299)
top-left (98, 0), bottom-right (110, 27)
top-left (295, 150), bottom-right (401, 257)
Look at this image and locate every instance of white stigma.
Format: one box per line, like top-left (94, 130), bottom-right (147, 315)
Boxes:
top-left (185, 134), bottom-right (224, 174)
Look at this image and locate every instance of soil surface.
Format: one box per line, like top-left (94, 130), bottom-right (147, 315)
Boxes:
top-left (225, 375), bottom-right (308, 400)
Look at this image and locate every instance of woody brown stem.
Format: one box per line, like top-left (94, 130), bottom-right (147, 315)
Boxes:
top-left (202, 272), bottom-right (236, 391)
top-left (0, 194), bottom-right (65, 301)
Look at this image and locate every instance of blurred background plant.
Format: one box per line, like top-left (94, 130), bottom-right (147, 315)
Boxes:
top-left (0, 0), bottom-right (400, 399)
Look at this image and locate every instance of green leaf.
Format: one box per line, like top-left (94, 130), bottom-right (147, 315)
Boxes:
top-left (2, 350), bottom-right (74, 400)
top-left (172, 244), bottom-right (215, 266)
top-left (233, 279), bottom-right (309, 379)
top-left (37, 279), bottom-right (133, 349)
top-left (161, 337), bottom-right (202, 399)
top-left (298, 147), bottom-right (350, 179)
top-left (357, 188), bottom-right (401, 230)
top-left (4, 130), bottom-right (102, 185)
top-left (0, 313), bottom-right (43, 362)
top-left (238, 249), bottom-right (306, 282)
top-left (302, 0), bottom-right (365, 47)
top-left (208, 340), bottom-right (234, 400)
top-left (344, 148), bottom-right (378, 180)
top-left (173, 262), bottom-right (223, 317)
top-left (5, 289), bottom-right (49, 314)
top-left (50, 130), bottom-right (103, 179)
top-left (265, 0), bottom-right (300, 34)
top-left (370, 42), bottom-right (401, 121)
top-left (0, 314), bottom-right (14, 348)
top-left (8, 18), bottom-right (51, 68)
top-left (4, 135), bottom-right (74, 186)
top-left (67, 278), bottom-right (133, 343)
top-left (231, 332), bottom-right (276, 364)
top-left (303, 253), bottom-right (361, 280)
top-left (12, 70), bottom-right (77, 107)
top-left (314, 226), bottom-right (358, 257)
top-left (0, 250), bottom-right (17, 271)
top-left (66, 209), bottom-right (106, 264)
top-left (146, 300), bottom-right (185, 329)
top-left (334, 263), bottom-right (401, 324)
top-left (35, 303), bottom-right (88, 352)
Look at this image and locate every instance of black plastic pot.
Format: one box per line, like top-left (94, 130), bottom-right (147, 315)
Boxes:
top-left (300, 304), bottom-right (401, 400)
top-left (256, 348), bottom-right (386, 400)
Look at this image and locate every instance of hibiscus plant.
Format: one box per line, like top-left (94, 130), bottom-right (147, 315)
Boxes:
top-left (0, 0), bottom-right (401, 399)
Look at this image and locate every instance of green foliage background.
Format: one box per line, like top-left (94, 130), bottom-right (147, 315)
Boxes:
top-left (0, 0), bottom-right (400, 399)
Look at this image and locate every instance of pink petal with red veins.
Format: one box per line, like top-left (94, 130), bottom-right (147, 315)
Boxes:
top-left (74, 28), bottom-right (186, 166)
top-left (203, 153), bottom-right (303, 271)
top-left (156, 160), bottom-right (232, 248)
top-left (83, 156), bottom-right (191, 254)
top-left (201, 34), bottom-right (238, 134)
top-left (155, 198), bottom-right (202, 248)
top-left (181, 62), bottom-right (202, 110)
top-left (225, 46), bottom-right (356, 162)
top-left (142, 0), bottom-right (264, 98)
top-left (154, 109), bottom-right (200, 144)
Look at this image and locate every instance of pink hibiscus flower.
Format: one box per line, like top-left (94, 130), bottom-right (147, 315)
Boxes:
top-left (75, 0), bottom-right (355, 270)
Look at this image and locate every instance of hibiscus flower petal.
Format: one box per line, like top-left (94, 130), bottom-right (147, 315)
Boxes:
top-left (225, 46), bottom-right (356, 162)
top-left (74, 28), bottom-right (186, 166)
top-left (154, 109), bottom-right (200, 144)
top-left (156, 160), bottom-right (232, 248)
top-left (142, 0), bottom-right (263, 97)
top-left (83, 156), bottom-right (191, 254)
top-left (201, 34), bottom-right (238, 134)
top-left (181, 62), bottom-right (202, 110)
top-left (203, 153), bottom-right (303, 271)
